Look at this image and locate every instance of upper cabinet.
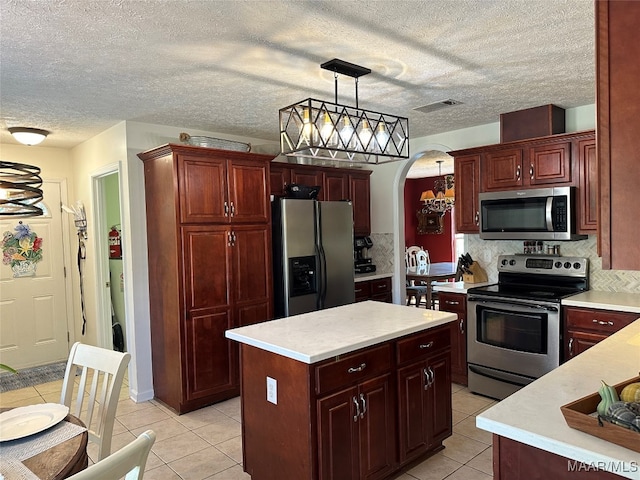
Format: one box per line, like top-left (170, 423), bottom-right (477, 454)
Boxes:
top-left (270, 163), bottom-right (372, 236)
top-left (596, 0), bottom-right (640, 270)
top-left (450, 130), bottom-right (595, 235)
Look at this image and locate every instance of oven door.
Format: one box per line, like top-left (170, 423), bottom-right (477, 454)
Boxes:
top-left (467, 295), bottom-right (561, 379)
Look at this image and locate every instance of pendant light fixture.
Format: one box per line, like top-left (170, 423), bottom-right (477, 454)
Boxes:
top-left (420, 160), bottom-right (455, 216)
top-left (0, 161), bottom-right (44, 216)
top-left (8, 127), bottom-right (49, 146)
top-left (279, 59), bottom-right (409, 165)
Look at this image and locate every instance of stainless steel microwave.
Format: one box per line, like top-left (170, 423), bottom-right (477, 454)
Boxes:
top-left (478, 186), bottom-right (586, 241)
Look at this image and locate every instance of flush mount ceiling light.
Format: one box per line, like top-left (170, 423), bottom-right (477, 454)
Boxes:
top-left (0, 161), bottom-right (44, 217)
top-left (420, 160), bottom-right (455, 216)
top-left (8, 127), bottom-right (50, 146)
top-left (279, 59), bottom-right (409, 165)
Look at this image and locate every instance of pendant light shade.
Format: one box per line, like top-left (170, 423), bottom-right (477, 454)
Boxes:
top-left (8, 127), bottom-right (49, 146)
top-left (420, 160), bottom-right (455, 216)
top-left (0, 161), bottom-right (44, 216)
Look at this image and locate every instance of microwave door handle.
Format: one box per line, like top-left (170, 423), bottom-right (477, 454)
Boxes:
top-left (545, 197), bottom-right (554, 231)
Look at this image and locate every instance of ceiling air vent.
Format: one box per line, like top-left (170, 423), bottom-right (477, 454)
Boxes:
top-left (413, 99), bottom-right (463, 114)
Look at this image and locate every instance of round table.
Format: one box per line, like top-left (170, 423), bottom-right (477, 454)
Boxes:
top-left (1, 409), bottom-right (88, 480)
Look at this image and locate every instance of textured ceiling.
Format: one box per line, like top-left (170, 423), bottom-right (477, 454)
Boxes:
top-left (1, 0), bottom-right (595, 174)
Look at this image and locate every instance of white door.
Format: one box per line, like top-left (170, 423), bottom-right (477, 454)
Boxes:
top-left (0, 182), bottom-right (70, 369)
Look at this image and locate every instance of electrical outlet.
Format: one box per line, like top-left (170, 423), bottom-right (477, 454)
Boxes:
top-left (266, 376), bottom-right (277, 405)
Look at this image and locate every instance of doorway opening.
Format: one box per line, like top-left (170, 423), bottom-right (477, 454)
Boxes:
top-left (92, 166), bottom-right (127, 353)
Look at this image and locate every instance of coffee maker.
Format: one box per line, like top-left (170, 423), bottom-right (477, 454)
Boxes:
top-left (354, 236), bottom-right (376, 273)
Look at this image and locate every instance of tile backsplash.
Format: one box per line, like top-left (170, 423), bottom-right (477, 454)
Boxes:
top-left (466, 235), bottom-right (640, 293)
top-left (368, 233), bottom-right (394, 274)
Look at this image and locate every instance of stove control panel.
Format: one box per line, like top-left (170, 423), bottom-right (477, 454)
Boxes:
top-left (498, 255), bottom-right (589, 277)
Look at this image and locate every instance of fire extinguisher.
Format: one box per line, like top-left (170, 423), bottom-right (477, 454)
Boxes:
top-left (109, 225), bottom-right (121, 259)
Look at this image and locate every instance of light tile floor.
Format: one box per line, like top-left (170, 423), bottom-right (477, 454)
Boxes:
top-left (0, 379), bottom-right (497, 480)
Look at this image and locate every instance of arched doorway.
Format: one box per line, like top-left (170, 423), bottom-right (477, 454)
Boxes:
top-left (389, 145), bottom-right (459, 304)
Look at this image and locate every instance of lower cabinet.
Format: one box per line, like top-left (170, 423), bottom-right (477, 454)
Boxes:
top-left (239, 324), bottom-right (453, 480)
top-left (355, 277), bottom-right (392, 303)
top-left (397, 328), bottom-right (452, 463)
top-left (563, 306), bottom-right (637, 361)
top-left (318, 374), bottom-right (396, 480)
top-left (438, 292), bottom-right (468, 385)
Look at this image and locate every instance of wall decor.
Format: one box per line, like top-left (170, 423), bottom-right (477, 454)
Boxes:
top-left (417, 210), bottom-right (444, 235)
top-left (1, 221), bottom-right (43, 277)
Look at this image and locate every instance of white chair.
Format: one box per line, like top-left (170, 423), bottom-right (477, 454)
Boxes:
top-left (61, 342), bottom-right (131, 461)
top-left (405, 246), bottom-right (422, 269)
top-left (67, 430), bottom-right (155, 480)
top-left (416, 249), bottom-right (430, 268)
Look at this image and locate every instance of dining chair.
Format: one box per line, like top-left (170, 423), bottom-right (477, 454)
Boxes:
top-left (67, 430), bottom-right (156, 480)
top-left (60, 342), bottom-right (131, 461)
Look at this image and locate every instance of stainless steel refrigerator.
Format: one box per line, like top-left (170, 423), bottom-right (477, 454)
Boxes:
top-left (272, 198), bottom-right (355, 318)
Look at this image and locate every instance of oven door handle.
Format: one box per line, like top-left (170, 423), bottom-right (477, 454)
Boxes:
top-left (468, 296), bottom-right (558, 312)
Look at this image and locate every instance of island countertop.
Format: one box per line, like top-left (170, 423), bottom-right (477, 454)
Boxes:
top-left (225, 300), bottom-right (456, 364)
top-left (476, 319), bottom-right (640, 479)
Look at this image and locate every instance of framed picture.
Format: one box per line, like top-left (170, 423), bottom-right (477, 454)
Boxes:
top-left (417, 210), bottom-right (444, 235)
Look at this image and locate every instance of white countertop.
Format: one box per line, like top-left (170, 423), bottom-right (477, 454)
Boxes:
top-left (226, 301), bottom-right (456, 364)
top-left (432, 281), bottom-right (492, 294)
top-left (476, 319), bottom-right (640, 479)
top-left (563, 291), bottom-right (640, 314)
top-left (354, 272), bottom-right (393, 282)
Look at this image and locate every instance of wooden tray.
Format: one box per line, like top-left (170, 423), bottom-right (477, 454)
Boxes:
top-left (560, 375), bottom-right (640, 453)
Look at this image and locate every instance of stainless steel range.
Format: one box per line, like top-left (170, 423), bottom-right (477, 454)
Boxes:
top-left (466, 254), bottom-right (589, 400)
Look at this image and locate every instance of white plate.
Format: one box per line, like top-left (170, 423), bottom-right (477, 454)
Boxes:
top-left (0, 403), bottom-right (69, 442)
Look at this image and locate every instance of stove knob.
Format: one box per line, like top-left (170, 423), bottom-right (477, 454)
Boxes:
top-left (501, 259), bottom-right (508, 266)
top-left (564, 261), bottom-right (572, 269)
top-left (509, 259), bottom-right (516, 266)
top-left (573, 262), bottom-right (582, 269)
top-left (555, 261), bottom-right (563, 268)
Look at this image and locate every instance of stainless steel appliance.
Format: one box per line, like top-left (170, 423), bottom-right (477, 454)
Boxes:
top-left (479, 186), bottom-right (586, 241)
top-left (354, 236), bottom-right (376, 273)
top-left (467, 254), bottom-right (589, 400)
top-left (272, 198), bottom-right (355, 318)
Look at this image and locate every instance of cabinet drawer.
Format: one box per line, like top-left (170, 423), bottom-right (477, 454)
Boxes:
top-left (354, 281), bottom-right (371, 302)
top-left (370, 277), bottom-right (391, 294)
top-left (564, 307), bottom-right (637, 334)
top-left (438, 293), bottom-right (466, 314)
top-left (315, 344), bottom-right (392, 396)
top-left (396, 326), bottom-right (450, 366)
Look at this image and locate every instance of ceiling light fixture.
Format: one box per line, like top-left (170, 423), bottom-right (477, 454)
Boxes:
top-left (8, 127), bottom-right (50, 146)
top-left (0, 161), bottom-right (44, 217)
top-left (420, 160), bottom-right (455, 216)
top-left (279, 59), bottom-right (409, 165)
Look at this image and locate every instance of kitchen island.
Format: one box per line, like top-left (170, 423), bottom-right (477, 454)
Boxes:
top-left (226, 301), bottom-right (457, 480)
top-left (476, 317), bottom-right (640, 479)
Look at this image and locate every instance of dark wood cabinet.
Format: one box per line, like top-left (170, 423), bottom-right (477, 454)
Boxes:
top-left (355, 277), bottom-right (392, 303)
top-left (563, 306), bottom-right (637, 362)
top-left (453, 154), bottom-right (481, 234)
top-left (396, 325), bottom-right (452, 464)
top-left (270, 163), bottom-right (372, 235)
top-left (239, 323), bottom-right (453, 480)
top-left (596, 0), bottom-right (640, 270)
top-left (482, 140), bottom-right (572, 191)
top-left (577, 137), bottom-right (597, 233)
top-left (139, 144), bottom-right (275, 413)
top-left (438, 292), bottom-right (467, 385)
top-left (318, 373), bottom-right (396, 480)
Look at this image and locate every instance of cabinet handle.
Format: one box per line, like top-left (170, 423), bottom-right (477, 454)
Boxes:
top-left (359, 393), bottom-right (366, 419)
top-left (516, 165), bottom-right (521, 180)
top-left (445, 300), bottom-right (460, 305)
top-left (347, 362), bottom-right (366, 374)
top-left (419, 341), bottom-right (434, 349)
top-left (355, 288), bottom-right (363, 294)
top-left (428, 366), bottom-right (435, 386)
top-left (230, 201), bottom-right (235, 217)
top-left (459, 319), bottom-right (464, 334)
top-left (475, 211), bottom-right (480, 226)
top-left (568, 338), bottom-right (574, 357)
top-left (423, 368), bottom-right (430, 390)
top-left (592, 319), bottom-right (614, 326)
top-left (529, 164), bottom-right (534, 179)
top-left (224, 201), bottom-right (229, 217)
top-left (353, 396), bottom-right (360, 422)
top-left (227, 232), bottom-right (233, 246)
